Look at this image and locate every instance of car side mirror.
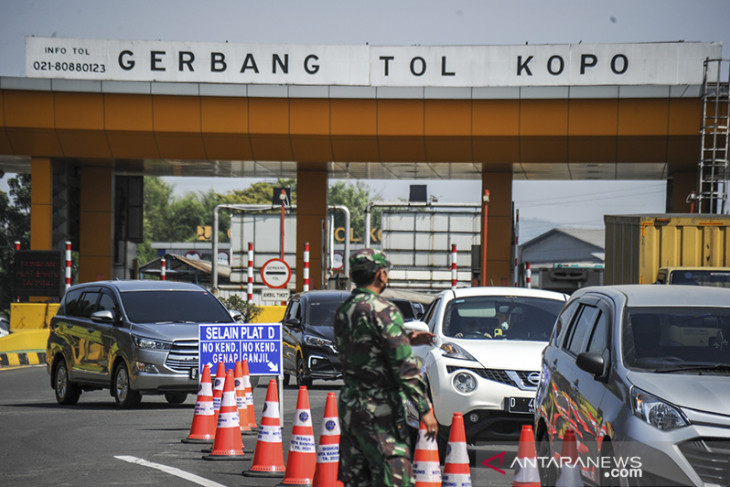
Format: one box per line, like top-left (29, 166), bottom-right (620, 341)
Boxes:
top-left (286, 318), bottom-right (301, 328)
top-left (576, 352), bottom-right (606, 378)
top-left (90, 310), bottom-right (115, 324)
top-left (228, 309), bottom-right (243, 322)
top-left (404, 320), bottom-right (430, 334)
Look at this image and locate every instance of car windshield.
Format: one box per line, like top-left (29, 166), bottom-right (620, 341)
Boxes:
top-left (442, 295), bottom-right (564, 341)
top-left (669, 270), bottom-right (730, 288)
top-left (307, 297), bottom-right (346, 326)
top-left (623, 307), bottom-right (730, 372)
top-left (120, 290), bottom-right (232, 324)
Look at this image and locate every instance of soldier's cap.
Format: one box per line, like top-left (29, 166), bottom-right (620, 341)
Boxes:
top-left (349, 248), bottom-right (391, 273)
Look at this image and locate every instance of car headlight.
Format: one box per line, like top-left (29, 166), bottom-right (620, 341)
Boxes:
top-left (452, 371), bottom-right (478, 393)
top-left (440, 342), bottom-right (478, 361)
top-left (631, 387), bottom-right (688, 431)
top-left (304, 335), bottom-right (334, 347)
top-left (133, 336), bottom-right (171, 350)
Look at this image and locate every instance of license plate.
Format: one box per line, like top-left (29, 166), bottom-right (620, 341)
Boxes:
top-left (507, 397), bottom-right (534, 414)
top-left (189, 368), bottom-right (199, 380)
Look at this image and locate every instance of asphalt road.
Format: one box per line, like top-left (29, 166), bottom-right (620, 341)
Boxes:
top-left (0, 366), bottom-right (519, 486)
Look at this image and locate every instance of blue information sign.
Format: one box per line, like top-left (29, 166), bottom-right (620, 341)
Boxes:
top-left (199, 323), bottom-right (282, 376)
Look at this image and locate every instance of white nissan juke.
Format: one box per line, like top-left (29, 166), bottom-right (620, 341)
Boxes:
top-left (411, 286), bottom-right (567, 453)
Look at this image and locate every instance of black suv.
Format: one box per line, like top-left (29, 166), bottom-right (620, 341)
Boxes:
top-left (47, 280), bottom-right (237, 408)
top-left (281, 290), bottom-right (350, 387)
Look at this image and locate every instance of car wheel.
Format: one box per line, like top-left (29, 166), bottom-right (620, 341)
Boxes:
top-left (53, 359), bottom-right (81, 405)
top-left (113, 362), bottom-right (142, 408)
top-left (164, 392), bottom-right (187, 404)
top-left (536, 427), bottom-right (557, 487)
top-left (296, 355), bottom-right (313, 388)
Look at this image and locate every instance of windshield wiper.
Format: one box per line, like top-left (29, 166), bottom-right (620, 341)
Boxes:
top-left (656, 363), bottom-right (730, 374)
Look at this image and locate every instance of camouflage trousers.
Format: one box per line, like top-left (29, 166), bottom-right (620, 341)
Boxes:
top-left (338, 395), bottom-right (414, 487)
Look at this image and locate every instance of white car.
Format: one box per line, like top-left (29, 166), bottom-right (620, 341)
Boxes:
top-left (412, 287), bottom-right (567, 449)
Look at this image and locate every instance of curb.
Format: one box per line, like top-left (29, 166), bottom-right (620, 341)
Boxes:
top-left (0, 351), bottom-right (46, 368)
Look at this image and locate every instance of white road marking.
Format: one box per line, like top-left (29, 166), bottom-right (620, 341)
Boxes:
top-left (115, 455), bottom-right (228, 487)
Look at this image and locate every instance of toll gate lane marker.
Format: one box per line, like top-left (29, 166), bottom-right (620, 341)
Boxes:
top-left (115, 455), bottom-right (227, 487)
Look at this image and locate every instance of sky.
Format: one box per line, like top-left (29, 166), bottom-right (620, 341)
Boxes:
top-left (1, 0), bottom-right (728, 242)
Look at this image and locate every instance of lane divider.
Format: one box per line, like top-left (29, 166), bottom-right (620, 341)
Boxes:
top-left (115, 455), bottom-right (227, 487)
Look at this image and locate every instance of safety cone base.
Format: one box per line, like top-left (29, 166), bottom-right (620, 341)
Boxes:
top-left (243, 467), bottom-right (286, 478)
top-left (181, 437), bottom-right (214, 444)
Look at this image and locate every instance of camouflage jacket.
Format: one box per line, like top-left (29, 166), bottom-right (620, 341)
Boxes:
top-left (334, 288), bottom-right (431, 415)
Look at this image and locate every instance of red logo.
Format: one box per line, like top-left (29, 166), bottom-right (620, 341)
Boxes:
top-left (482, 451), bottom-right (507, 475)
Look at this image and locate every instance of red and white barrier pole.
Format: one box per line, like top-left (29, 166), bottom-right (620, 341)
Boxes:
top-left (65, 241), bottom-right (72, 290)
top-left (160, 256), bottom-right (166, 281)
top-left (303, 242), bottom-right (310, 292)
top-left (526, 262), bottom-right (531, 289)
top-left (451, 243), bottom-right (457, 290)
top-left (247, 242), bottom-right (254, 301)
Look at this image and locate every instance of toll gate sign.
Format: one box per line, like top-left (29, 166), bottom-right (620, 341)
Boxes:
top-left (199, 323), bottom-right (282, 376)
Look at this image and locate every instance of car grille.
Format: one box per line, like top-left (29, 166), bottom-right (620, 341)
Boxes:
top-left (165, 339), bottom-right (199, 372)
top-left (447, 366), bottom-right (512, 386)
top-left (678, 438), bottom-right (730, 485)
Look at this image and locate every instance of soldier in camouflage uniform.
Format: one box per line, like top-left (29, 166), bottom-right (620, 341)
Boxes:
top-left (334, 248), bottom-right (438, 487)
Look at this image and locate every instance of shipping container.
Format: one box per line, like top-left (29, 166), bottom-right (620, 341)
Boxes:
top-left (604, 214), bottom-right (730, 285)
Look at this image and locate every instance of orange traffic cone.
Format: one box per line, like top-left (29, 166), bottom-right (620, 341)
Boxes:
top-left (212, 361), bottom-right (226, 425)
top-left (412, 410), bottom-right (441, 487)
top-left (442, 412), bottom-right (471, 487)
top-left (243, 379), bottom-right (286, 478)
top-left (202, 369), bottom-right (246, 460)
top-left (312, 392), bottom-right (340, 487)
top-left (281, 386), bottom-right (317, 485)
top-left (512, 424), bottom-right (540, 487)
top-left (182, 364), bottom-right (216, 444)
top-left (243, 360), bottom-right (258, 430)
top-left (234, 361), bottom-right (251, 435)
top-left (556, 429), bottom-right (583, 487)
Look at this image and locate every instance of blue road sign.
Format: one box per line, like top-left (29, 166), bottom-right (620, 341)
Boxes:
top-left (199, 322), bottom-right (282, 376)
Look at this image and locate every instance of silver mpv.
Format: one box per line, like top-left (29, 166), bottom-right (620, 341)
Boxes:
top-left (47, 280), bottom-right (237, 408)
top-left (535, 285), bottom-right (730, 486)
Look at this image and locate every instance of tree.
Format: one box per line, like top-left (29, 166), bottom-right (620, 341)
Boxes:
top-left (0, 174), bottom-right (31, 316)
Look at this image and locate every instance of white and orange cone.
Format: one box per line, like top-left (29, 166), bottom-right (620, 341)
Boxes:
top-left (202, 369), bottom-right (246, 460)
top-left (212, 361), bottom-right (226, 425)
top-left (312, 392), bottom-right (341, 487)
top-left (442, 412), bottom-right (471, 487)
top-left (281, 386), bottom-right (317, 485)
top-left (243, 360), bottom-right (258, 431)
top-left (412, 409), bottom-right (441, 487)
top-left (556, 429), bottom-right (583, 487)
top-left (512, 424), bottom-right (540, 487)
top-left (182, 364), bottom-right (216, 444)
top-left (234, 361), bottom-right (251, 435)
top-left (243, 379), bottom-right (286, 478)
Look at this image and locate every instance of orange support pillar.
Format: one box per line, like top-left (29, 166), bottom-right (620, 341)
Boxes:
top-left (296, 163), bottom-right (328, 291)
top-left (481, 167), bottom-right (513, 287)
top-left (30, 157), bottom-right (53, 250)
top-left (79, 165), bottom-right (114, 282)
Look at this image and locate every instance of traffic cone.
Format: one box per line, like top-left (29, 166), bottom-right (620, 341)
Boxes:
top-left (243, 360), bottom-right (258, 430)
top-left (512, 424), bottom-right (540, 487)
top-left (243, 379), bottom-right (286, 478)
top-left (212, 361), bottom-right (226, 425)
top-left (181, 364), bottom-right (216, 444)
top-left (202, 369), bottom-right (246, 460)
top-left (234, 361), bottom-right (251, 435)
top-left (442, 412), bottom-right (471, 487)
top-left (412, 409), bottom-right (441, 487)
top-left (312, 392), bottom-right (340, 487)
top-left (280, 386), bottom-right (317, 485)
top-left (556, 429), bottom-right (583, 487)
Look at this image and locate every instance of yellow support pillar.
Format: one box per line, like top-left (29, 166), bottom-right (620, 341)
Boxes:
top-left (296, 163), bottom-right (328, 291)
top-left (481, 167), bottom-right (513, 287)
top-left (30, 158), bottom-right (53, 250)
top-left (79, 165), bottom-right (114, 282)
